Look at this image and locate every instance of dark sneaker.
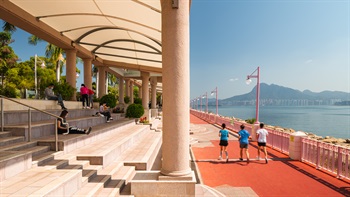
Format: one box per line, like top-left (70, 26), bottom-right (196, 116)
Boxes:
top-left (265, 158), bottom-right (268, 164)
top-left (239, 158), bottom-right (243, 161)
top-left (247, 159), bottom-right (250, 164)
top-left (86, 127), bottom-right (92, 135)
top-left (226, 157), bottom-right (229, 163)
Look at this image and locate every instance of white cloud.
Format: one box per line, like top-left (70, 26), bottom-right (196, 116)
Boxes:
top-left (229, 78), bottom-right (238, 82)
top-left (305, 59), bottom-right (313, 64)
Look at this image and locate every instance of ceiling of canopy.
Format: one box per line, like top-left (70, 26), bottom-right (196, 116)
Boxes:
top-left (0, 0), bottom-right (162, 75)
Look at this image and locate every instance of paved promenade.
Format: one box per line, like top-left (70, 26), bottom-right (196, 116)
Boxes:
top-left (190, 114), bottom-right (350, 197)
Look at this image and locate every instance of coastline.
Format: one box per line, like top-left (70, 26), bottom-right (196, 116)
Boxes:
top-left (208, 105), bottom-right (350, 139)
top-left (227, 116), bottom-right (350, 148)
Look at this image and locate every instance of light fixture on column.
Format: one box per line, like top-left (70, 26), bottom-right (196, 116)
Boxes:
top-left (71, 41), bottom-right (76, 48)
top-left (172, 0), bottom-right (178, 8)
top-left (246, 66), bottom-right (260, 124)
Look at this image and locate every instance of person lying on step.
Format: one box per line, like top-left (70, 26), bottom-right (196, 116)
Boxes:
top-left (57, 110), bottom-right (91, 135)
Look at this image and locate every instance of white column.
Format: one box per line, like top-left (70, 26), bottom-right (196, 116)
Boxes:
top-left (83, 58), bottom-right (93, 90)
top-left (105, 71), bottom-right (108, 95)
top-left (65, 49), bottom-right (77, 100)
top-left (151, 77), bottom-right (157, 109)
top-left (98, 66), bottom-right (106, 98)
top-left (125, 79), bottom-right (131, 98)
top-left (141, 72), bottom-right (149, 109)
top-left (130, 80), bottom-right (134, 103)
top-left (139, 86), bottom-right (142, 99)
top-left (119, 77), bottom-right (124, 104)
top-left (160, 0), bottom-right (191, 177)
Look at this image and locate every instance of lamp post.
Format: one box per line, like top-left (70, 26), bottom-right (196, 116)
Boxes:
top-left (246, 66), bottom-right (260, 124)
top-left (202, 92), bottom-right (208, 113)
top-left (200, 95), bottom-right (202, 112)
top-left (197, 97), bottom-right (200, 110)
top-left (211, 87), bottom-right (218, 115)
top-left (34, 54), bottom-right (46, 98)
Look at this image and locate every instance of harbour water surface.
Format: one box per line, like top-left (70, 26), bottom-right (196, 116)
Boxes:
top-left (203, 105), bottom-right (350, 139)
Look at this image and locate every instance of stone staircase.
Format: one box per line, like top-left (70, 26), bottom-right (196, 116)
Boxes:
top-left (0, 107), bottom-right (163, 196)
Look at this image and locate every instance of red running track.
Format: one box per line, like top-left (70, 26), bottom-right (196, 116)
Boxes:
top-left (190, 114), bottom-right (350, 197)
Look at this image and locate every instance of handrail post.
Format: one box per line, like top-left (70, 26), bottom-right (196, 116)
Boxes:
top-left (316, 141), bottom-right (321, 169)
top-left (1, 98), bottom-right (3, 132)
top-left (28, 108), bottom-right (31, 142)
top-left (337, 146), bottom-right (342, 178)
top-left (55, 119), bottom-right (58, 152)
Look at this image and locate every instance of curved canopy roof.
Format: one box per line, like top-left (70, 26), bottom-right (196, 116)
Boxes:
top-left (0, 0), bottom-right (162, 74)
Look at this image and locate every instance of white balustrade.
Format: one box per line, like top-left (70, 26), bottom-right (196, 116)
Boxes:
top-left (190, 109), bottom-right (349, 180)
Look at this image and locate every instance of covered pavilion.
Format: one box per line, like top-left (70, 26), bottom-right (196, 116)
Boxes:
top-left (0, 0), bottom-right (195, 195)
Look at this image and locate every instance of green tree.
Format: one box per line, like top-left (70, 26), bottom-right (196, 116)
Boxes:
top-left (6, 62), bottom-right (33, 96)
top-left (28, 35), bottom-right (65, 82)
top-left (133, 86), bottom-right (139, 98)
top-left (100, 93), bottom-right (117, 108)
top-left (126, 104), bottom-right (144, 118)
top-left (0, 31), bottom-right (18, 89)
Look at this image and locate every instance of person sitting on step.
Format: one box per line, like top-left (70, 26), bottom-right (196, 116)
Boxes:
top-left (99, 102), bottom-right (112, 122)
top-left (57, 110), bottom-right (91, 135)
top-left (44, 83), bottom-right (67, 110)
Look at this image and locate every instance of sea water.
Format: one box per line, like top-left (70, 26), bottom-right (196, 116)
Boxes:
top-left (203, 105), bottom-right (350, 139)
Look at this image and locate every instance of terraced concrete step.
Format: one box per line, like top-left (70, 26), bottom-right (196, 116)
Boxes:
top-left (54, 154), bottom-right (91, 169)
top-left (41, 158), bottom-right (69, 169)
top-left (0, 167), bottom-right (82, 196)
top-left (73, 174), bottom-right (112, 197)
top-left (0, 141), bottom-right (37, 151)
top-left (75, 164), bottom-right (136, 197)
top-left (95, 166), bottom-right (136, 196)
top-left (0, 136), bottom-right (24, 146)
top-left (76, 124), bottom-right (150, 167)
top-left (1, 108), bottom-right (101, 125)
top-left (118, 131), bottom-right (162, 170)
top-left (0, 131), bottom-right (11, 138)
top-left (32, 151), bottom-right (60, 167)
top-left (93, 179), bottom-right (123, 197)
top-left (24, 145), bottom-right (51, 157)
top-left (82, 165), bottom-right (103, 185)
top-left (36, 118), bottom-right (136, 153)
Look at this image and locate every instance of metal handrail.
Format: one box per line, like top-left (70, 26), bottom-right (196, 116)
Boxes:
top-left (0, 95), bottom-right (68, 151)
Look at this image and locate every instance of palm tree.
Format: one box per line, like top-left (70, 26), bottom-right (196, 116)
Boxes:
top-left (2, 21), bottom-right (16, 33)
top-left (28, 35), bottom-right (65, 82)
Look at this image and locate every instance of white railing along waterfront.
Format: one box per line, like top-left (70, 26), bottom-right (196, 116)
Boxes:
top-left (190, 109), bottom-right (290, 154)
top-left (302, 138), bottom-right (350, 180)
top-left (191, 109), bottom-right (350, 180)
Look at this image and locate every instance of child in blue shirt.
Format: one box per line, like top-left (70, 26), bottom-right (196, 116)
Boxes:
top-left (219, 123), bottom-right (229, 162)
top-left (238, 124), bottom-right (251, 163)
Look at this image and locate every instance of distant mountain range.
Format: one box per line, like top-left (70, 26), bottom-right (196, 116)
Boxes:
top-left (208, 83), bottom-right (350, 106)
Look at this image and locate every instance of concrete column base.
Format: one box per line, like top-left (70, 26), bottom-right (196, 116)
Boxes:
top-left (150, 108), bottom-right (158, 119)
top-left (131, 171), bottom-right (196, 196)
top-left (142, 109), bottom-right (151, 122)
top-left (289, 131), bottom-right (307, 161)
top-left (251, 123), bottom-right (259, 142)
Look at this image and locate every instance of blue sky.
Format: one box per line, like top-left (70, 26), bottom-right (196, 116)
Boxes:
top-left (190, 0), bottom-right (349, 99)
top-left (5, 0), bottom-right (350, 99)
top-left (8, 29), bottom-right (86, 88)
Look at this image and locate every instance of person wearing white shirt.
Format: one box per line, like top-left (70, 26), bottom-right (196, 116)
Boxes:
top-left (256, 123), bottom-right (269, 164)
top-left (99, 103), bottom-right (112, 122)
